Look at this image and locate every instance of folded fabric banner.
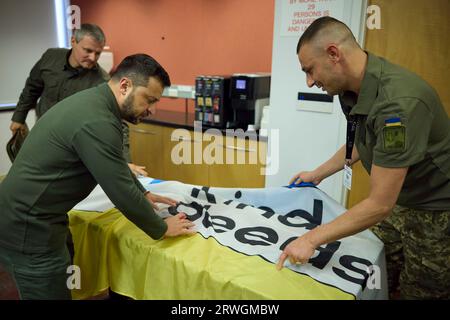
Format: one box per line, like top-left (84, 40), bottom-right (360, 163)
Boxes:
top-left (74, 178), bottom-right (388, 300)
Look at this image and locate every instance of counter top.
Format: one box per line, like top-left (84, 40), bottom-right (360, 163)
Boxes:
top-left (141, 110), bottom-right (268, 141)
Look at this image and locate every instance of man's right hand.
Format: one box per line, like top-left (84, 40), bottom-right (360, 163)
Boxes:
top-left (164, 212), bottom-right (196, 237)
top-left (10, 121), bottom-right (27, 136)
top-left (289, 170), bottom-right (322, 186)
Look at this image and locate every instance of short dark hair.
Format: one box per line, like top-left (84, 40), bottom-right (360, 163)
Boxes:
top-left (74, 23), bottom-right (105, 44)
top-left (296, 16), bottom-right (354, 53)
top-left (111, 54), bottom-right (171, 88)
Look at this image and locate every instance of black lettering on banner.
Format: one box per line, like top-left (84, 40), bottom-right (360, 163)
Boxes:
top-left (202, 212), bottom-right (236, 233)
top-left (169, 201), bottom-right (204, 222)
top-left (236, 203), bottom-right (248, 209)
top-left (278, 199), bottom-right (323, 230)
top-left (279, 238), bottom-right (341, 270)
top-left (309, 241), bottom-right (341, 270)
top-left (190, 187), bottom-right (216, 204)
top-left (279, 236), bottom-right (297, 251)
top-left (203, 187), bottom-right (217, 204)
top-left (259, 206), bottom-right (275, 219)
top-left (235, 227), bottom-right (279, 246)
top-left (167, 206), bottom-right (178, 216)
top-left (223, 200), bottom-right (233, 205)
top-left (278, 210), bottom-right (311, 228)
top-left (332, 255), bottom-right (372, 289)
top-left (191, 188), bottom-right (200, 198)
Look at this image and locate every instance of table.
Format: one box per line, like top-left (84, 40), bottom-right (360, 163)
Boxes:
top-left (69, 179), bottom-right (387, 300)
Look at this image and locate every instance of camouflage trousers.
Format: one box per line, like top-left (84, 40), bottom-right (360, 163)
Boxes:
top-left (371, 205), bottom-right (450, 299)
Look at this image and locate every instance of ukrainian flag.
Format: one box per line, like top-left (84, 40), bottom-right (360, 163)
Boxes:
top-left (385, 117), bottom-right (402, 126)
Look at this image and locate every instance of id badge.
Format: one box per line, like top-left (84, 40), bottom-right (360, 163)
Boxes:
top-left (343, 164), bottom-right (352, 190)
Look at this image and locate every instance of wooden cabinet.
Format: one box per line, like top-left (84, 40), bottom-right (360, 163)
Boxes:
top-left (162, 127), bottom-right (209, 186)
top-left (129, 122), bottom-right (266, 188)
top-left (128, 123), bottom-right (164, 180)
top-left (205, 133), bottom-right (266, 188)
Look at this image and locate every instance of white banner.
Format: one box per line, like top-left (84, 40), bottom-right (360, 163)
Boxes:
top-left (74, 178), bottom-right (388, 299)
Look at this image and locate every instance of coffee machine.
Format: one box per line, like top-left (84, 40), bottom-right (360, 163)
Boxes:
top-left (195, 75), bottom-right (232, 128)
top-left (230, 73), bottom-right (271, 130)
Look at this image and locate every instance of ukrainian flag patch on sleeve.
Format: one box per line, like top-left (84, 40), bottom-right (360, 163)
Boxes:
top-left (382, 117), bottom-right (406, 152)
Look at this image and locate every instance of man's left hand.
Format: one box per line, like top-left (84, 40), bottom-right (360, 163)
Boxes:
top-left (145, 191), bottom-right (178, 211)
top-left (276, 236), bottom-right (316, 270)
top-left (128, 163), bottom-right (148, 177)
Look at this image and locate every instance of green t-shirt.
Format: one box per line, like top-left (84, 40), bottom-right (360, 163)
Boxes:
top-left (0, 83), bottom-right (167, 253)
top-left (340, 53), bottom-right (450, 210)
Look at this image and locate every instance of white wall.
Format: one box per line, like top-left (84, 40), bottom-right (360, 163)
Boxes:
top-left (0, 0), bottom-right (64, 107)
top-left (0, 0), bottom-right (65, 175)
top-left (266, 0), bottom-right (367, 205)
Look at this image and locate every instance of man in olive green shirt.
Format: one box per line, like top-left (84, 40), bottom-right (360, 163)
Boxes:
top-left (10, 23), bottom-right (109, 135)
top-left (278, 17), bottom-right (449, 299)
top-left (0, 54), bottom-right (195, 299)
top-left (9, 23), bottom-right (146, 176)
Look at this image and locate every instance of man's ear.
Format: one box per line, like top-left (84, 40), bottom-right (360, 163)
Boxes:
top-left (119, 78), bottom-right (132, 95)
top-left (326, 45), bottom-right (340, 63)
top-left (70, 36), bottom-right (76, 48)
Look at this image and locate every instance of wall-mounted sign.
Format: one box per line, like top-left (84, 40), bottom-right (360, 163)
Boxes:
top-left (281, 0), bottom-right (345, 37)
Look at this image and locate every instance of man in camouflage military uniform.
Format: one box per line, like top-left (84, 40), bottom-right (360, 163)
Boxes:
top-left (278, 17), bottom-right (449, 299)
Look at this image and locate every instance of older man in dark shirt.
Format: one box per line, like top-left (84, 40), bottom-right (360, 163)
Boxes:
top-left (9, 23), bottom-right (146, 175)
top-left (10, 23), bottom-right (109, 134)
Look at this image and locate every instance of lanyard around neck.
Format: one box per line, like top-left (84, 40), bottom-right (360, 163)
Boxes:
top-left (345, 117), bottom-right (358, 165)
